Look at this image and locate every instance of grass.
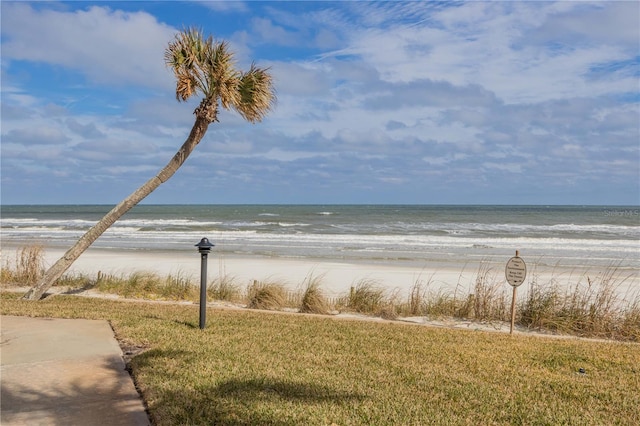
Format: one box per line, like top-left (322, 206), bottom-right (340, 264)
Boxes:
top-left (246, 280), bottom-right (289, 310)
top-left (1, 245), bottom-right (639, 341)
top-left (345, 279), bottom-right (386, 315)
top-left (0, 245), bottom-right (45, 285)
top-left (472, 262), bottom-right (509, 322)
top-left (1, 292), bottom-right (639, 425)
top-left (208, 274), bottom-right (243, 303)
top-left (93, 271), bottom-right (199, 301)
top-left (405, 279), bottom-right (427, 316)
top-left (299, 274), bottom-right (330, 315)
top-left (519, 267), bottom-right (640, 341)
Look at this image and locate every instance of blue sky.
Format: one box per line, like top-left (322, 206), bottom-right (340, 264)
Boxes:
top-left (1, 1), bottom-right (639, 205)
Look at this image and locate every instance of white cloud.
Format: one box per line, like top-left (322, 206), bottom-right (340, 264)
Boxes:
top-left (529, 2), bottom-right (639, 46)
top-left (321, 1), bottom-right (639, 104)
top-left (194, 0), bottom-right (249, 14)
top-left (270, 62), bottom-right (335, 96)
top-left (4, 126), bottom-right (69, 146)
top-left (251, 17), bottom-right (296, 46)
top-left (1, 3), bottom-right (176, 89)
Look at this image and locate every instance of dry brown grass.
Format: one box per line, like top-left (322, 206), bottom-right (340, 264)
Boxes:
top-left (1, 245), bottom-right (45, 285)
top-left (208, 274), bottom-right (243, 302)
top-left (344, 279), bottom-right (386, 315)
top-left (472, 262), bottom-right (509, 321)
top-left (91, 270), bottom-right (197, 301)
top-left (299, 274), bottom-right (330, 315)
top-left (519, 266), bottom-right (640, 340)
top-left (246, 280), bottom-right (288, 310)
top-left (406, 280), bottom-right (427, 316)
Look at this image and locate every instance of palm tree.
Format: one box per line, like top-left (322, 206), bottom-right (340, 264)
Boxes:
top-left (23, 28), bottom-right (275, 300)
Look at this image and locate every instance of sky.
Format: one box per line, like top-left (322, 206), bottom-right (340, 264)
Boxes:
top-left (1, 1), bottom-right (639, 206)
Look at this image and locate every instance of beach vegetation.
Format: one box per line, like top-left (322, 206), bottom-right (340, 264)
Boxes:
top-left (159, 271), bottom-right (197, 301)
top-left (406, 279), bottom-right (428, 316)
top-left (378, 289), bottom-right (400, 320)
top-left (2, 292), bottom-right (639, 425)
top-left (22, 27), bottom-right (276, 301)
top-left (246, 280), bottom-right (289, 310)
top-left (343, 279), bottom-right (387, 315)
top-left (519, 266), bottom-right (640, 340)
top-left (93, 271), bottom-right (198, 301)
top-left (398, 277), bottom-right (466, 318)
top-left (423, 289), bottom-right (460, 318)
top-left (299, 274), bottom-right (331, 315)
top-left (55, 273), bottom-right (95, 290)
top-left (208, 274), bottom-right (243, 303)
top-left (619, 300), bottom-right (640, 341)
top-left (472, 263), bottom-right (509, 321)
top-left (0, 245), bottom-right (45, 285)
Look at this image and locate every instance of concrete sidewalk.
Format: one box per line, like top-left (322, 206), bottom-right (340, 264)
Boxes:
top-left (1, 315), bottom-right (149, 426)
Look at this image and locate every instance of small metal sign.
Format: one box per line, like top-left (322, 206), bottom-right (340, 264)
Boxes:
top-left (506, 251), bottom-right (526, 335)
top-left (505, 255), bottom-right (526, 287)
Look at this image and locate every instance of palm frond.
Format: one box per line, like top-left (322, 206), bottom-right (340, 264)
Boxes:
top-left (165, 28), bottom-right (208, 102)
top-left (234, 64), bottom-right (276, 123)
top-left (175, 69), bottom-right (198, 101)
top-left (204, 40), bottom-right (240, 109)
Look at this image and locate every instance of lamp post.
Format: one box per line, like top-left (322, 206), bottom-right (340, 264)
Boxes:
top-left (195, 237), bottom-right (214, 329)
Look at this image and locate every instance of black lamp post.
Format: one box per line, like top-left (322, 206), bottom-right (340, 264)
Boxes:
top-left (195, 237), bottom-right (214, 329)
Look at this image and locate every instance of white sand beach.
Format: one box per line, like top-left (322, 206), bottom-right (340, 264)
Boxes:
top-left (4, 247), bottom-right (637, 302)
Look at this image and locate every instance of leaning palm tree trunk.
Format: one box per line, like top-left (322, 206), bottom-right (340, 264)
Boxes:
top-left (22, 116), bottom-right (210, 300)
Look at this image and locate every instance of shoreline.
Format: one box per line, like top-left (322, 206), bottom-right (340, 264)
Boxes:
top-left (3, 246), bottom-right (638, 300)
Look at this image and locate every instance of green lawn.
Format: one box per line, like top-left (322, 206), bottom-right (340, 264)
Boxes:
top-left (2, 292), bottom-right (639, 425)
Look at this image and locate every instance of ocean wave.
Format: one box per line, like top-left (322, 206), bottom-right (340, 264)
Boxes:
top-left (1, 205), bottom-right (638, 272)
top-left (5, 218), bottom-right (640, 240)
top-left (277, 222), bottom-right (309, 227)
top-left (3, 216), bottom-right (638, 237)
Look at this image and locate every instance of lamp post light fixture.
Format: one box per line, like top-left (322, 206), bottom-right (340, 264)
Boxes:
top-left (195, 237), bottom-right (215, 329)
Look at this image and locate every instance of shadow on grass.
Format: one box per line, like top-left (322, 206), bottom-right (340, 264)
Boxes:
top-left (135, 350), bottom-right (366, 425)
top-left (148, 379), bottom-right (366, 425)
top-left (215, 377), bottom-right (365, 403)
top-left (172, 319), bottom-right (200, 329)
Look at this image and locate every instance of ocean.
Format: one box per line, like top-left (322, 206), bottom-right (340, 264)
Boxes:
top-left (1, 205), bottom-right (639, 275)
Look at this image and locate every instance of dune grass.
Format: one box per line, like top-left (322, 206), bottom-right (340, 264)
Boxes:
top-left (472, 263), bottom-right (509, 321)
top-left (0, 245), bottom-right (45, 285)
top-left (208, 274), bottom-right (243, 303)
top-left (246, 280), bottom-right (289, 310)
top-left (92, 271), bottom-right (198, 301)
top-left (344, 279), bottom-right (386, 314)
top-left (519, 267), bottom-right (640, 340)
top-left (299, 274), bottom-right (331, 315)
top-left (1, 245), bottom-right (638, 341)
top-left (1, 292), bottom-right (639, 425)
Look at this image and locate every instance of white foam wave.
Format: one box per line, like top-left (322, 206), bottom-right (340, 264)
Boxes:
top-left (3, 216), bottom-right (638, 238)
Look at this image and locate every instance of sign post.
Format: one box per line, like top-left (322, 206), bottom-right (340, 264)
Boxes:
top-left (505, 250), bottom-right (526, 335)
